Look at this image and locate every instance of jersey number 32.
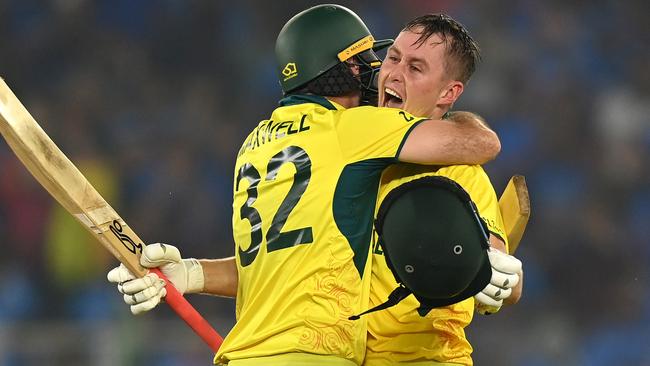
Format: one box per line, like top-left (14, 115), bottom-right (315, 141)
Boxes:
top-left (235, 146), bottom-right (314, 266)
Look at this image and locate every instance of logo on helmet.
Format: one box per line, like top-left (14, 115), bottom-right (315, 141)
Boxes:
top-left (282, 63), bottom-right (298, 81)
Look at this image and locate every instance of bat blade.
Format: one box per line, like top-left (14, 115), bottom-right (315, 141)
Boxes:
top-left (0, 80), bottom-right (145, 275)
top-left (0, 78), bottom-right (222, 352)
top-left (498, 175), bottom-right (530, 254)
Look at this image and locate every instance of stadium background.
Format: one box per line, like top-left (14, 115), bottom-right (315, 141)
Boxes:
top-left (0, 1), bottom-right (648, 365)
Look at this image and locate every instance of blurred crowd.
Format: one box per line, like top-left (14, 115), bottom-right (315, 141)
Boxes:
top-left (0, 0), bottom-right (647, 365)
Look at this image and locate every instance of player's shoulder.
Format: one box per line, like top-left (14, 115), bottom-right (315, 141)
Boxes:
top-left (338, 106), bottom-right (423, 124)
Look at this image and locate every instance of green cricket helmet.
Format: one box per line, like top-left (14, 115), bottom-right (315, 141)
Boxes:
top-left (275, 4), bottom-right (392, 101)
top-left (350, 176), bottom-right (492, 319)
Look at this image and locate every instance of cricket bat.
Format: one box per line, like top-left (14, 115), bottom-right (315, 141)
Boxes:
top-left (498, 175), bottom-right (530, 254)
top-left (0, 78), bottom-right (223, 352)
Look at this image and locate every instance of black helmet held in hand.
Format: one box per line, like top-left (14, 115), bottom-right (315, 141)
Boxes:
top-left (351, 176), bottom-right (492, 319)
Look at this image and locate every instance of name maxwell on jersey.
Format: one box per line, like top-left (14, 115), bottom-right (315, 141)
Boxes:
top-left (238, 115), bottom-right (311, 157)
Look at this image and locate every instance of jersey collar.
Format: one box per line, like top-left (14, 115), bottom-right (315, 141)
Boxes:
top-left (278, 94), bottom-right (342, 110)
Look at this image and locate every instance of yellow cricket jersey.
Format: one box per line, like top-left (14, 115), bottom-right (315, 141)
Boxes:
top-left (216, 95), bottom-right (425, 365)
top-left (365, 164), bottom-right (508, 366)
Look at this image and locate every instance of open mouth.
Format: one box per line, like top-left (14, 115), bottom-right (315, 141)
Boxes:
top-left (384, 87), bottom-right (404, 108)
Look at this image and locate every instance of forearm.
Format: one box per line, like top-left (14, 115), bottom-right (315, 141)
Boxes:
top-left (398, 112), bottom-right (500, 165)
top-left (198, 257), bottom-right (238, 298)
top-left (446, 111), bottom-right (492, 130)
top-left (445, 111), bottom-right (500, 163)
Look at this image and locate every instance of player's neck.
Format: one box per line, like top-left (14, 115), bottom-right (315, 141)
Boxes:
top-left (327, 93), bottom-right (361, 109)
top-left (431, 105), bottom-right (451, 119)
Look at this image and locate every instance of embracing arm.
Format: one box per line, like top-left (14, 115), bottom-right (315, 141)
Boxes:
top-left (399, 111), bottom-right (500, 165)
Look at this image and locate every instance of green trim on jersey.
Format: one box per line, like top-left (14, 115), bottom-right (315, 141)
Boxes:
top-left (395, 120), bottom-right (425, 158)
top-left (333, 158), bottom-right (395, 276)
top-left (279, 94), bottom-right (337, 110)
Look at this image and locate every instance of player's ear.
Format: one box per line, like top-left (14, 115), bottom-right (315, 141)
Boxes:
top-left (438, 81), bottom-right (464, 105)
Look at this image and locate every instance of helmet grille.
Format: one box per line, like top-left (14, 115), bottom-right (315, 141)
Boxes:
top-left (294, 62), bottom-right (360, 97)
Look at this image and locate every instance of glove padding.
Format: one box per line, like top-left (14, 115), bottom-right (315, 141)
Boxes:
top-left (107, 243), bottom-right (204, 315)
top-left (475, 249), bottom-right (522, 315)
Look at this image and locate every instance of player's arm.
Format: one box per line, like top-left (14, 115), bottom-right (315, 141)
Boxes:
top-left (108, 244), bottom-right (238, 315)
top-left (398, 111), bottom-right (500, 165)
top-left (199, 257), bottom-right (238, 298)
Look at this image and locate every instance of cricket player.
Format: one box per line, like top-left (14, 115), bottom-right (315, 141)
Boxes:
top-left (363, 15), bottom-right (524, 366)
top-left (107, 5), bottom-right (501, 366)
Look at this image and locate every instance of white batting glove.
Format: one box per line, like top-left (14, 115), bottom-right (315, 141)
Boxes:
top-left (106, 243), bottom-right (204, 315)
top-left (475, 249), bottom-right (522, 315)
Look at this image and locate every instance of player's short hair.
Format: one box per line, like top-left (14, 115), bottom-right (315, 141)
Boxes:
top-left (403, 14), bottom-right (481, 83)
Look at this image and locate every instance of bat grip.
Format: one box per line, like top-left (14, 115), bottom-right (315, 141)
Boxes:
top-left (149, 268), bottom-right (223, 352)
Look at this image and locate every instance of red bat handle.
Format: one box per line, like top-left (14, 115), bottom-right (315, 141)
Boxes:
top-left (149, 268), bottom-right (223, 352)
